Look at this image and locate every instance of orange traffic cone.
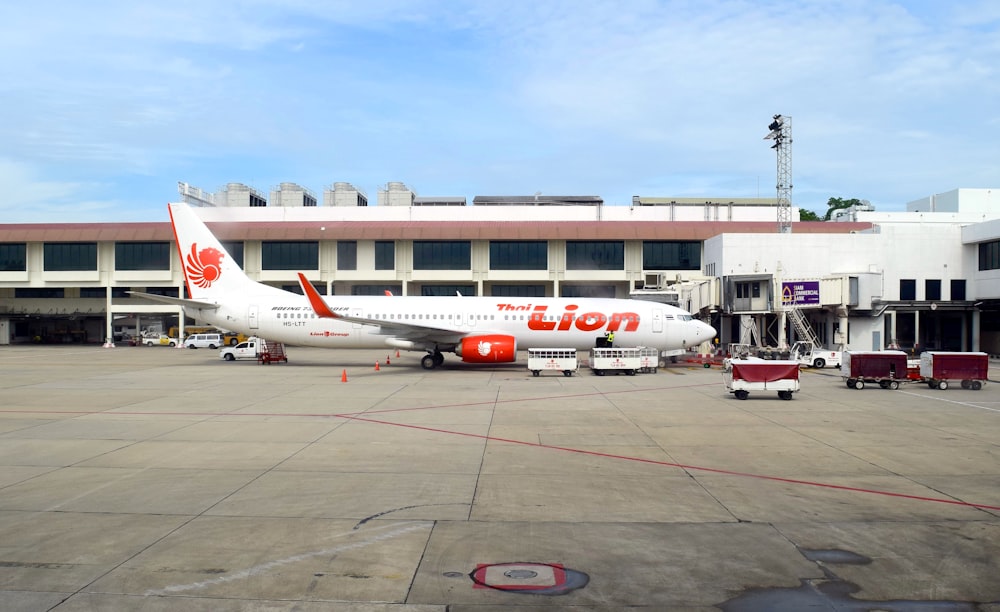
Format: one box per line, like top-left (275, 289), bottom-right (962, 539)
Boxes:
top-left (374, 361), bottom-right (381, 371)
top-left (341, 369), bottom-right (348, 382)
top-left (396, 349), bottom-right (400, 358)
top-left (386, 355), bottom-right (391, 365)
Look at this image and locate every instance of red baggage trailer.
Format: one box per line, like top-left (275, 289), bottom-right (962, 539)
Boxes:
top-left (919, 351), bottom-right (988, 390)
top-left (841, 350), bottom-right (908, 390)
top-left (722, 358), bottom-right (800, 400)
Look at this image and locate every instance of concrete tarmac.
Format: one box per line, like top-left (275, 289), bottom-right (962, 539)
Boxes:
top-left (1, 344), bottom-right (999, 611)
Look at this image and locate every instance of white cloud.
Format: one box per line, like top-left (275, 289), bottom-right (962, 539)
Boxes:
top-left (0, 0), bottom-right (997, 220)
top-left (0, 159), bottom-right (126, 222)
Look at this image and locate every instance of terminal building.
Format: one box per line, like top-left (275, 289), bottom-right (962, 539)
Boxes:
top-left (0, 182), bottom-right (998, 355)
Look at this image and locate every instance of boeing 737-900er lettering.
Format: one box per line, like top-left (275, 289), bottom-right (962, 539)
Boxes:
top-left (131, 203), bottom-right (716, 370)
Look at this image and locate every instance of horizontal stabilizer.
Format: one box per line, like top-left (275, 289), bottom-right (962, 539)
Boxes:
top-left (127, 291), bottom-right (219, 310)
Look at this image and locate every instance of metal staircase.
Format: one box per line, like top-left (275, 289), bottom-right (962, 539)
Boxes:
top-left (738, 315), bottom-right (761, 346)
top-left (787, 307), bottom-right (821, 346)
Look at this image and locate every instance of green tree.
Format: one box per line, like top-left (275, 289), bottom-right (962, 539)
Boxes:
top-left (799, 208), bottom-right (821, 221)
top-left (823, 197), bottom-right (865, 221)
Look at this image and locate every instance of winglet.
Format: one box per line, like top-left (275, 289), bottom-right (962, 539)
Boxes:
top-left (298, 273), bottom-right (337, 318)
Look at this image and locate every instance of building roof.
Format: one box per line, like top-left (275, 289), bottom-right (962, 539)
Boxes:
top-left (0, 220), bottom-right (873, 242)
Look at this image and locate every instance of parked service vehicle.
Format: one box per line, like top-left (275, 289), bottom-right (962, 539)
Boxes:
top-left (221, 330), bottom-right (249, 346)
top-left (723, 357), bottom-right (799, 400)
top-left (790, 341), bottom-right (842, 369)
top-left (638, 347), bottom-right (660, 373)
top-left (184, 333), bottom-right (223, 349)
top-left (919, 351), bottom-right (989, 390)
top-left (168, 325), bottom-right (216, 340)
top-left (527, 348), bottom-right (578, 377)
top-left (590, 347), bottom-right (642, 376)
top-left (219, 337), bottom-right (288, 364)
top-left (841, 350), bottom-right (908, 390)
top-left (143, 334), bottom-right (178, 347)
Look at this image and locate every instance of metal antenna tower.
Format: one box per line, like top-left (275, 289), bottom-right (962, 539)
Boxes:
top-left (764, 114), bottom-right (792, 233)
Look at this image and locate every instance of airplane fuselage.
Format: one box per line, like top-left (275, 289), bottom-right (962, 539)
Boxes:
top-left (193, 293), bottom-right (711, 355)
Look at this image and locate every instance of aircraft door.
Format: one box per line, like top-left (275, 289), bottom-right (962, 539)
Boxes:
top-left (467, 312), bottom-right (476, 328)
top-left (248, 305), bottom-right (259, 329)
top-left (653, 309), bottom-right (664, 333)
top-left (351, 308), bottom-right (364, 330)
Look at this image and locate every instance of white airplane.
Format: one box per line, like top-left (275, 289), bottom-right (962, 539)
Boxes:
top-left (133, 202), bottom-right (716, 369)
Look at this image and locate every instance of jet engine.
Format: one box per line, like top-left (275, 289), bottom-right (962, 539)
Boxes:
top-left (455, 335), bottom-right (517, 363)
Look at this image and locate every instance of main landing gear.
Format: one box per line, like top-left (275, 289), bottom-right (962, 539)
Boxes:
top-left (421, 351), bottom-right (445, 370)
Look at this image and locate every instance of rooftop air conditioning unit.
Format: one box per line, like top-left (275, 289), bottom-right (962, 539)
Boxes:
top-left (644, 273), bottom-right (667, 289)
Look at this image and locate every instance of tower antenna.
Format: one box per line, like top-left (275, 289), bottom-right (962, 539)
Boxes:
top-left (764, 114), bottom-right (792, 234)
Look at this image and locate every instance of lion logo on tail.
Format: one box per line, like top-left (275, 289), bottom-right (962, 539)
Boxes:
top-left (186, 244), bottom-right (225, 288)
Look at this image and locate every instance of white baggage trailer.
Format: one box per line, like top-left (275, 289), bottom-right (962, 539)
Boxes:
top-left (590, 347), bottom-right (642, 376)
top-left (527, 348), bottom-right (578, 377)
top-left (638, 347), bottom-right (660, 373)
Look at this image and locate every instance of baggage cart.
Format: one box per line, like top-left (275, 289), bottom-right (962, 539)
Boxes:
top-left (841, 350), bottom-right (907, 390)
top-left (722, 358), bottom-right (799, 400)
top-left (527, 348), bottom-right (578, 377)
top-left (638, 347), bottom-right (660, 373)
top-left (590, 347), bottom-right (642, 376)
top-left (919, 351), bottom-right (988, 390)
top-left (257, 339), bottom-right (288, 364)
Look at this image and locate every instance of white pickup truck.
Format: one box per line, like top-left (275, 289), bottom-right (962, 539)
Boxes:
top-left (790, 341), bottom-right (842, 369)
top-left (219, 337), bottom-right (287, 364)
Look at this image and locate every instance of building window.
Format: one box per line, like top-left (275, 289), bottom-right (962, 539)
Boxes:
top-left (900, 279), bottom-right (916, 300)
top-left (79, 287), bottom-right (106, 298)
top-left (44, 243), bottom-right (97, 271)
top-left (281, 281), bottom-right (325, 295)
top-left (422, 284), bottom-right (475, 296)
top-left (925, 279), bottom-right (941, 301)
top-left (491, 284), bottom-right (546, 297)
top-left (566, 241), bottom-right (624, 270)
top-left (0, 243), bottom-right (27, 271)
top-left (951, 279), bottom-right (966, 301)
top-left (489, 241), bottom-right (547, 270)
top-left (375, 241), bottom-right (395, 270)
top-left (337, 241), bottom-right (357, 270)
top-left (115, 242), bottom-right (170, 271)
top-left (979, 241), bottom-right (1000, 271)
top-left (736, 282), bottom-right (761, 298)
top-left (642, 241), bottom-right (700, 270)
top-left (261, 241), bottom-right (319, 270)
top-left (15, 288), bottom-right (65, 298)
top-left (561, 285), bottom-right (616, 298)
top-left (353, 284), bottom-right (401, 296)
top-left (221, 241), bottom-right (245, 269)
top-left (145, 286), bottom-right (179, 297)
top-left (413, 241), bottom-right (470, 270)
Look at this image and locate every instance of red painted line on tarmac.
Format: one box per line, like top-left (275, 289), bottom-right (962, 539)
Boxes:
top-left (352, 384), bottom-right (719, 416)
top-left (333, 413), bottom-right (1000, 513)
top-left (3, 391), bottom-right (999, 512)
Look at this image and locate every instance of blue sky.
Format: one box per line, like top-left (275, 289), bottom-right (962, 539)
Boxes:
top-left (1, 0), bottom-right (998, 222)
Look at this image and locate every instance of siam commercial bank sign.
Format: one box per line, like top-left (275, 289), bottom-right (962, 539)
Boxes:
top-left (781, 281), bottom-right (820, 306)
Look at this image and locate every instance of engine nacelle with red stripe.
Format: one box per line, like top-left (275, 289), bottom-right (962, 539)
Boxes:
top-left (455, 335), bottom-right (517, 363)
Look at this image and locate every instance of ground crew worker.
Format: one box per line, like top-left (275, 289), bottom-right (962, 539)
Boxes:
top-left (605, 330), bottom-right (614, 347)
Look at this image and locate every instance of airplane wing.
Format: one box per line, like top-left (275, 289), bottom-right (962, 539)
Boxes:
top-left (127, 291), bottom-right (219, 310)
top-left (296, 273), bottom-right (467, 344)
